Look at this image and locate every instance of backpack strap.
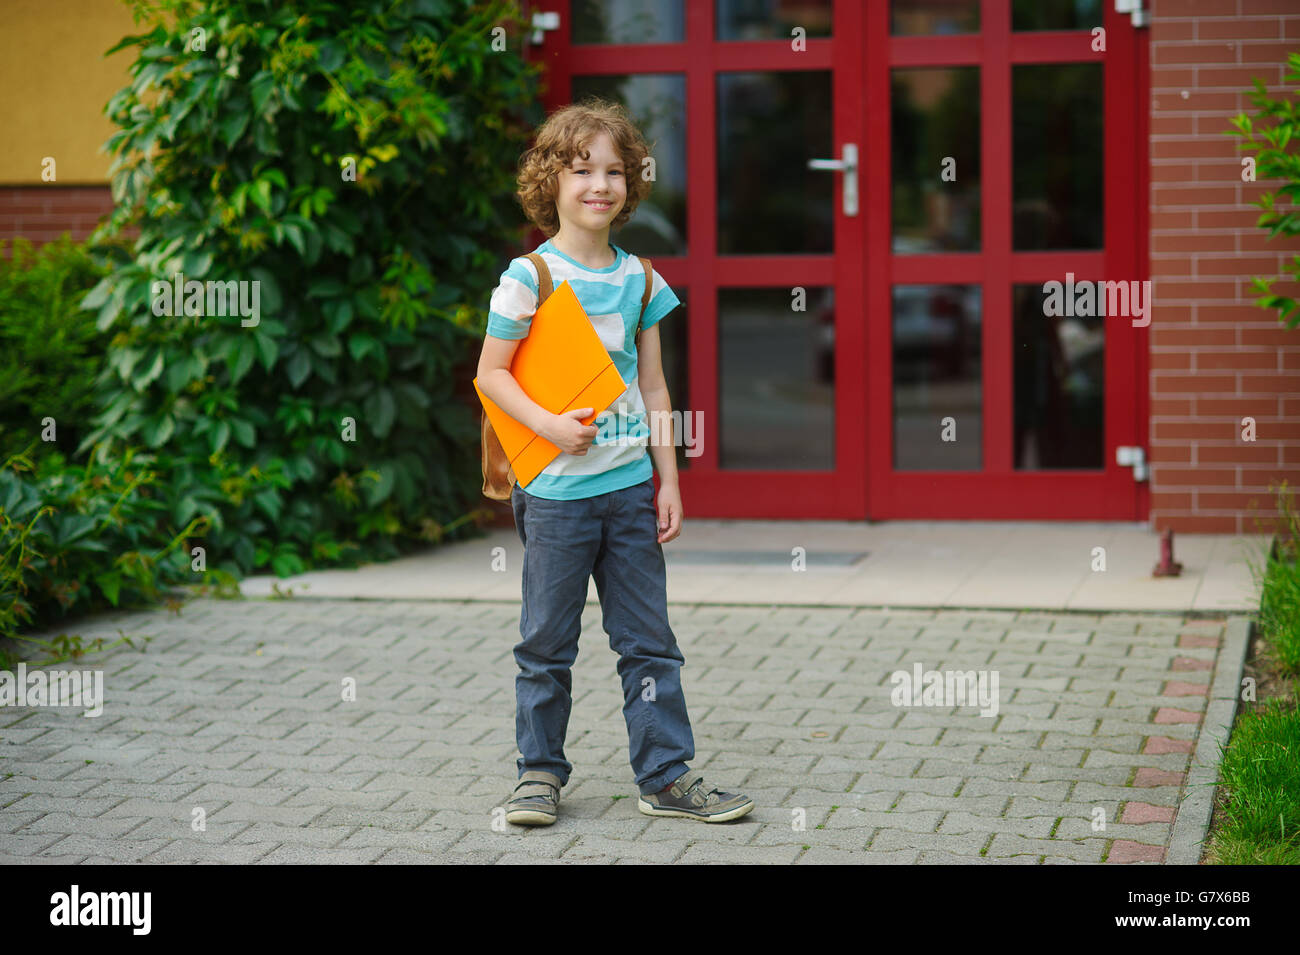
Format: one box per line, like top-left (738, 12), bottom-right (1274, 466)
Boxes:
top-left (636, 256), bottom-right (653, 346)
top-left (523, 252), bottom-right (552, 304)
top-left (524, 250), bottom-right (654, 346)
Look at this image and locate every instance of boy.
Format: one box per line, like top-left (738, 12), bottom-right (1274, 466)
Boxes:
top-left (476, 98), bottom-right (753, 825)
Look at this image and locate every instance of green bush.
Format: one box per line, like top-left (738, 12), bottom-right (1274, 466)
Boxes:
top-left (0, 444), bottom-right (210, 667)
top-left (0, 236), bottom-right (114, 466)
top-left (0, 234), bottom-right (197, 658)
top-left (1229, 51), bottom-right (1300, 329)
top-left (81, 0), bottom-right (543, 580)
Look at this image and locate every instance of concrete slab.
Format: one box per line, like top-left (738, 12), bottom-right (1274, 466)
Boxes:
top-left (239, 520), bottom-right (1269, 613)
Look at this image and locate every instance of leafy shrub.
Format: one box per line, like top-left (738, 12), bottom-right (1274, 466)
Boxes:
top-left (80, 0), bottom-right (543, 580)
top-left (1229, 51), bottom-right (1300, 329)
top-left (0, 237), bottom-right (114, 465)
top-left (0, 443), bottom-right (215, 666)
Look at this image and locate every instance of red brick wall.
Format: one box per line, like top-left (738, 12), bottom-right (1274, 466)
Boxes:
top-left (1149, 0), bottom-right (1300, 535)
top-left (0, 186), bottom-right (115, 249)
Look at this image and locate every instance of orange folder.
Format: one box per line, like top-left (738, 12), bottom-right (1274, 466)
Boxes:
top-left (473, 280), bottom-right (629, 488)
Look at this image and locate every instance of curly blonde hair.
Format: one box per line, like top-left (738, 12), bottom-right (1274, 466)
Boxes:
top-left (516, 96), bottom-right (654, 237)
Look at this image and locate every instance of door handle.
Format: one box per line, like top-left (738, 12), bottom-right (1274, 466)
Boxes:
top-left (807, 143), bottom-right (858, 217)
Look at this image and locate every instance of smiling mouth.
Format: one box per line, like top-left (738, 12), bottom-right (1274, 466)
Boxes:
top-left (585, 200), bottom-right (613, 210)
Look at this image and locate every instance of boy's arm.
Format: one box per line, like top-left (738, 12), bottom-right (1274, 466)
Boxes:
top-left (635, 324), bottom-right (679, 488)
top-left (478, 257), bottom-right (559, 440)
top-left (477, 335), bottom-right (555, 439)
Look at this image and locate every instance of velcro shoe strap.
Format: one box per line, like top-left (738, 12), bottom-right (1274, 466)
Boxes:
top-left (518, 771), bottom-right (561, 788)
top-left (672, 770), bottom-right (706, 796)
top-left (512, 771), bottom-right (560, 800)
top-left (511, 783), bottom-right (555, 802)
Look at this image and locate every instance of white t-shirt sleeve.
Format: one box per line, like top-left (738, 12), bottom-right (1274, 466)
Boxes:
top-left (485, 257), bottom-right (540, 340)
top-left (639, 264), bottom-right (681, 332)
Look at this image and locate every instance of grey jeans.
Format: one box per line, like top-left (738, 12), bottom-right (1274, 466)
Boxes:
top-left (510, 475), bottom-right (694, 795)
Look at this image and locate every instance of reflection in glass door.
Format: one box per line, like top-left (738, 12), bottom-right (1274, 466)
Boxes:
top-left (874, 0), bottom-right (1145, 519)
top-left (529, 0), bottom-right (1144, 520)
top-left (533, 0), bottom-right (862, 518)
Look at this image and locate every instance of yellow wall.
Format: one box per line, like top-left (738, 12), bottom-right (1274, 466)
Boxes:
top-left (0, 0), bottom-right (142, 184)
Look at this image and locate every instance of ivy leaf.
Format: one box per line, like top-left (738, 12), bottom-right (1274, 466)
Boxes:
top-left (308, 277), bottom-right (346, 298)
top-left (248, 266), bottom-right (282, 314)
top-left (164, 354), bottom-right (200, 392)
top-left (81, 277), bottom-right (114, 310)
top-left (395, 380), bottom-right (431, 409)
top-left (219, 109), bottom-right (252, 148)
top-left (133, 349), bottom-right (165, 391)
top-left (286, 348), bottom-right (312, 388)
top-left (226, 335), bottom-right (257, 384)
top-left (182, 249), bottom-right (214, 278)
top-left (282, 222), bottom-right (305, 257)
top-left (142, 413), bottom-right (175, 448)
top-left (309, 335), bottom-right (341, 357)
top-left (250, 70), bottom-right (276, 114)
top-left (322, 298), bottom-right (353, 333)
top-left (230, 418), bottom-right (256, 448)
top-left (174, 495), bottom-right (201, 527)
top-left (363, 388), bottom-right (396, 437)
top-left (252, 331), bottom-right (279, 371)
top-left (348, 332), bottom-right (379, 361)
top-left (250, 179), bottom-right (272, 215)
top-left (49, 514), bottom-right (97, 548)
top-left (210, 419), bottom-right (231, 455)
top-left (316, 39), bottom-right (346, 72)
top-left (95, 572), bottom-right (123, 607)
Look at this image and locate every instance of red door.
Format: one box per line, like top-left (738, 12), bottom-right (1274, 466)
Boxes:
top-left (526, 0), bottom-right (1148, 521)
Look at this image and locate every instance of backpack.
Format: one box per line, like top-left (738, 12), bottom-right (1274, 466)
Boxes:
top-left (480, 251), bottom-right (656, 501)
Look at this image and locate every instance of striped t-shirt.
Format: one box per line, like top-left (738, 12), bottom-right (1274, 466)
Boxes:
top-left (485, 238), bottom-right (681, 501)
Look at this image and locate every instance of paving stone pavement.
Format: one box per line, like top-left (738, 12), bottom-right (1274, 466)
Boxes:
top-left (0, 598), bottom-right (1246, 864)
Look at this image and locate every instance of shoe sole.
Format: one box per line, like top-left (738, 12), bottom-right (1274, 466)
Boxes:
top-left (636, 797), bottom-right (754, 822)
top-left (505, 808), bottom-right (556, 825)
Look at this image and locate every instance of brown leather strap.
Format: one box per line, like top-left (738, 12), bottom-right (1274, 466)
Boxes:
top-left (524, 252), bottom-right (552, 304)
top-left (523, 250), bottom-right (654, 343)
top-left (636, 256), bottom-right (653, 344)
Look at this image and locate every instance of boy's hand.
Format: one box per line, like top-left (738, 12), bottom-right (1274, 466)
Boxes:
top-left (544, 408), bottom-right (598, 455)
top-left (656, 481), bottom-right (682, 544)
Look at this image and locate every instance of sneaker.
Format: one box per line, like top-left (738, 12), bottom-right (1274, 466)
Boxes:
top-left (504, 770), bottom-right (562, 826)
top-left (637, 769), bottom-right (754, 822)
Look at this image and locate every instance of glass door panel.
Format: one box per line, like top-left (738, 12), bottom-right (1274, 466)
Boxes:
top-left (571, 0), bottom-right (684, 44)
top-left (891, 67), bottom-right (981, 252)
top-left (716, 71), bottom-right (833, 254)
top-left (572, 73), bottom-right (688, 256)
top-left (1012, 63), bottom-right (1103, 251)
top-left (719, 287), bottom-right (835, 470)
top-left (891, 0), bottom-right (980, 35)
top-left (893, 284), bottom-right (982, 470)
top-left (716, 0), bottom-right (832, 40)
top-left (874, 0), bottom-right (1143, 519)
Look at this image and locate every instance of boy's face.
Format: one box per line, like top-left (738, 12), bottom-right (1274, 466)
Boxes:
top-left (554, 131), bottom-right (627, 238)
